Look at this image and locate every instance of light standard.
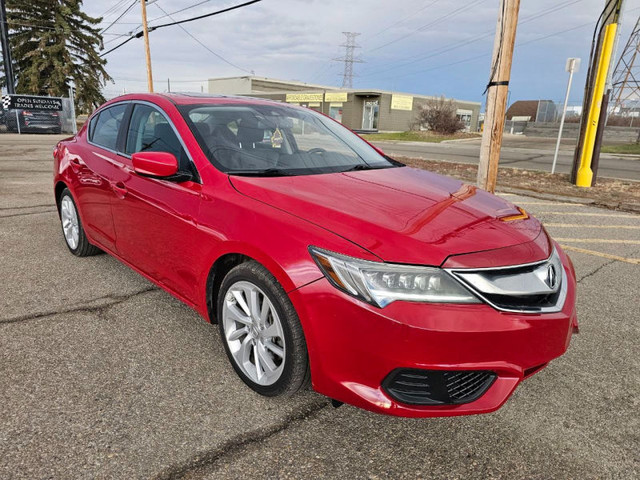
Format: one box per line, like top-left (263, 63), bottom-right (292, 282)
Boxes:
top-left (552, 57), bottom-right (580, 174)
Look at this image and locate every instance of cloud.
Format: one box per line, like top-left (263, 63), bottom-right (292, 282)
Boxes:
top-left (86, 0), bottom-right (638, 105)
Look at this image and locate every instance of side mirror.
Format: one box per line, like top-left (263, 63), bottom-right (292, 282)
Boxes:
top-left (131, 151), bottom-right (179, 178)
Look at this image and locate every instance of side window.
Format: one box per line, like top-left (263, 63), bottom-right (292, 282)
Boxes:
top-left (125, 104), bottom-right (186, 165)
top-left (90, 104), bottom-right (127, 151)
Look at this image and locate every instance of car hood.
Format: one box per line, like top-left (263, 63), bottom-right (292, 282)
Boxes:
top-left (229, 167), bottom-right (545, 266)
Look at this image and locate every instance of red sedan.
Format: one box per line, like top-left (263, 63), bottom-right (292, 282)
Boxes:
top-left (53, 93), bottom-right (578, 417)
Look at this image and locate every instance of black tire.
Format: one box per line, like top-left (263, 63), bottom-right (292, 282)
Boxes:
top-left (58, 188), bottom-right (101, 257)
top-left (217, 260), bottom-right (310, 397)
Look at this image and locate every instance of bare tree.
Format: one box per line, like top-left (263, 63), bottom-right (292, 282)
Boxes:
top-left (416, 96), bottom-right (465, 135)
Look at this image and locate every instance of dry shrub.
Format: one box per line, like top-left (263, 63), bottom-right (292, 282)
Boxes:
top-left (416, 96), bottom-right (465, 135)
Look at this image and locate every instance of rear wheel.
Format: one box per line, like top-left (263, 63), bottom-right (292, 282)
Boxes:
top-left (217, 261), bottom-right (309, 397)
top-left (59, 188), bottom-right (101, 257)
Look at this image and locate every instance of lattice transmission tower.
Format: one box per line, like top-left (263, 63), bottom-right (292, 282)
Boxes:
top-left (610, 16), bottom-right (640, 112)
top-left (334, 32), bottom-right (363, 88)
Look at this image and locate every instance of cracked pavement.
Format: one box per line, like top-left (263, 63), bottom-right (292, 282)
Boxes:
top-left (1, 134), bottom-right (638, 479)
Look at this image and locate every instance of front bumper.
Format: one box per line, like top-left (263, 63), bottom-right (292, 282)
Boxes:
top-left (289, 248), bottom-right (578, 417)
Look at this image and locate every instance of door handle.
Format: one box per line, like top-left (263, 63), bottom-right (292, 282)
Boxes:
top-left (112, 182), bottom-right (128, 199)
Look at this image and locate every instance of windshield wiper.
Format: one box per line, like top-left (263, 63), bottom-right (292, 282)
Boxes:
top-left (227, 168), bottom-right (292, 177)
top-left (340, 164), bottom-right (394, 173)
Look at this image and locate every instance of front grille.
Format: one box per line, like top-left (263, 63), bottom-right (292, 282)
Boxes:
top-left (448, 249), bottom-right (567, 313)
top-left (382, 369), bottom-right (496, 406)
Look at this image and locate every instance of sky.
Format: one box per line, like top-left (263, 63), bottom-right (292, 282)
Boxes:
top-left (86, 0), bottom-right (640, 108)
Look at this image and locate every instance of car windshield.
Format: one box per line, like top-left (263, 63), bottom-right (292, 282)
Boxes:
top-left (179, 103), bottom-right (401, 176)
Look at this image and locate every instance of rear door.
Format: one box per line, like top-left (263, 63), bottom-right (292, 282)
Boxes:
top-left (110, 102), bottom-right (203, 303)
top-left (72, 103), bottom-right (129, 251)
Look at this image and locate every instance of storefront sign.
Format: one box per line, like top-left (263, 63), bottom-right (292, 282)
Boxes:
top-left (2, 94), bottom-right (63, 111)
top-left (391, 94), bottom-right (413, 111)
top-left (324, 92), bottom-right (348, 103)
top-left (286, 93), bottom-right (323, 103)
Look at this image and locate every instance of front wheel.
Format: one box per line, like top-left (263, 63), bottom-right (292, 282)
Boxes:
top-left (217, 261), bottom-right (310, 397)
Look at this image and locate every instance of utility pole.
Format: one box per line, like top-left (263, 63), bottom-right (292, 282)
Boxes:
top-left (0, 0), bottom-right (16, 94)
top-left (140, 0), bottom-right (154, 92)
top-left (575, 1), bottom-right (623, 187)
top-left (552, 58), bottom-right (581, 174)
top-left (477, 0), bottom-right (521, 193)
top-left (571, 0), bottom-right (624, 186)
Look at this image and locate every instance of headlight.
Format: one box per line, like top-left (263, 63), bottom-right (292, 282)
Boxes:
top-left (309, 247), bottom-right (480, 308)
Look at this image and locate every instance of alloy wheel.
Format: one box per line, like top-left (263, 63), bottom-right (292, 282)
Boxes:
top-left (60, 196), bottom-right (80, 250)
top-left (222, 280), bottom-right (286, 386)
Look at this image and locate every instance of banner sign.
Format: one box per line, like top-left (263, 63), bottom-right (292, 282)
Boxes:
top-left (1, 94), bottom-right (63, 111)
top-left (391, 95), bottom-right (414, 111)
top-left (324, 92), bottom-right (348, 103)
top-left (286, 93), bottom-right (323, 103)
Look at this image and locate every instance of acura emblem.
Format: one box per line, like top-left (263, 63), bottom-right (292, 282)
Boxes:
top-left (545, 264), bottom-right (558, 290)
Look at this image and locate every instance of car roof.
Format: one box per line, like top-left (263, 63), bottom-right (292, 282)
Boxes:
top-left (104, 92), bottom-right (288, 108)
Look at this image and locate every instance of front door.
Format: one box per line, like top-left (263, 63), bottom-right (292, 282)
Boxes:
top-left (362, 100), bottom-right (379, 130)
top-left (110, 103), bottom-right (203, 303)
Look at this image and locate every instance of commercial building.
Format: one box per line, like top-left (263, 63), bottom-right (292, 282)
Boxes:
top-left (506, 100), bottom-right (558, 123)
top-left (208, 76), bottom-right (481, 132)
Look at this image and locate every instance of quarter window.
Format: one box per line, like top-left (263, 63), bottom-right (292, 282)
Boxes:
top-left (90, 104), bottom-right (127, 151)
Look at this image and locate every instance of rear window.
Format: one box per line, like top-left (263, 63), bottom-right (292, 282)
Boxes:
top-left (90, 104), bottom-right (127, 151)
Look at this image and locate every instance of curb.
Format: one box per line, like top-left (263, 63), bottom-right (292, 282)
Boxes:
top-left (439, 137), bottom-right (482, 144)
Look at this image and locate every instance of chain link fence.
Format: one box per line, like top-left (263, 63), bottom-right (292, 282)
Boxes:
top-left (0, 94), bottom-right (77, 135)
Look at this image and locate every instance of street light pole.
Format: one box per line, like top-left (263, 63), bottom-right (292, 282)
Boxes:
top-left (552, 58), bottom-right (580, 174)
top-left (140, 0), bottom-right (154, 92)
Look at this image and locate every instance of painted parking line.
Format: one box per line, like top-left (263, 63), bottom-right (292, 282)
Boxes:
top-left (561, 245), bottom-right (640, 265)
top-left (537, 212), bottom-right (637, 218)
top-left (516, 202), bottom-right (586, 206)
top-left (555, 238), bottom-right (640, 245)
top-left (545, 223), bottom-right (640, 229)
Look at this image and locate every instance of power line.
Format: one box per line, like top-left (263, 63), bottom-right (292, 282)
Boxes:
top-left (101, 0), bottom-right (220, 41)
top-left (100, 34), bottom-right (139, 57)
top-left (366, 0), bottom-right (441, 40)
top-left (359, 0), bottom-right (585, 78)
top-left (149, 0), bottom-right (262, 30)
top-left (147, 0), bottom-right (218, 24)
top-left (367, 0), bottom-right (488, 53)
top-left (97, 0), bottom-right (132, 21)
top-left (372, 18), bottom-right (606, 82)
top-left (101, 0), bottom-right (137, 34)
top-left (114, 77), bottom-right (209, 84)
top-left (5, 20), bottom-right (137, 34)
top-left (153, 2), bottom-right (253, 74)
top-left (100, 0), bottom-right (263, 57)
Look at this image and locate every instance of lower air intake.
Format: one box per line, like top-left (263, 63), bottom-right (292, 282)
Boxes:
top-left (382, 369), bottom-right (496, 406)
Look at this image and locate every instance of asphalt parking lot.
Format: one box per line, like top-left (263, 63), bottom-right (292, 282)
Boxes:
top-left (1, 134), bottom-right (638, 479)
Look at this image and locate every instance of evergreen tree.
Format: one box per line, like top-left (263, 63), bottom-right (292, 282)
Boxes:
top-left (3, 0), bottom-right (111, 112)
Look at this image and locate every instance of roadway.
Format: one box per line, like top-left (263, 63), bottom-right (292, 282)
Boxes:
top-left (372, 136), bottom-right (640, 181)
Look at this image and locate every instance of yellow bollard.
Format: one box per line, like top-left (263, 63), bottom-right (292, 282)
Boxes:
top-left (576, 22), bottom-right (618, 187)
